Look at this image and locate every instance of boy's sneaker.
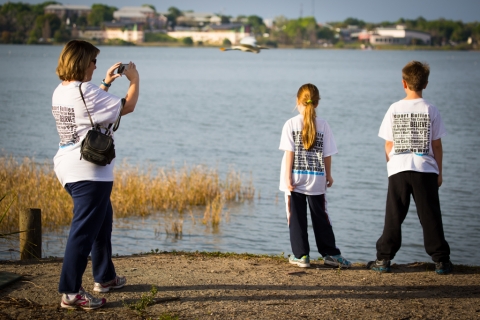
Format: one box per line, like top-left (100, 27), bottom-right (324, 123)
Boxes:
top-left (367, 259), bottom-right (391, 273)
top-left (324, 255), bottom-right (352, 268)
top-left (93, 275), bottom-right (126, 293)
top-left (289, 254), bottom-right (310, 268)
top-left (61, 287), bottom-right (106, 310)
top-left (435, 261), bottom-right (453, 275)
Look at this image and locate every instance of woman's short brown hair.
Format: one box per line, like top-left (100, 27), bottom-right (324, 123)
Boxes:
top-left (56, 40), bottom-right (100, 81)
top-left (402, 61), bottom-right (430, 92)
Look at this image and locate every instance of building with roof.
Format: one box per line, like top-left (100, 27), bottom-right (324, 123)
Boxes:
top-left (167, 24), bottom-right (250, 45)
top-left (44, 4), bottom-right (91, 20)
top-left (113, 6), bottom-right (167, 29)
top-left (176, 12), bottom-right (222, 27)
top-left (369, 25), bottom-right (431, 45)
top-left (104, 22), bottom-right (145, 43)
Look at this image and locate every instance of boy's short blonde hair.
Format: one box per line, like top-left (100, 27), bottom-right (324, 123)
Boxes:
top-left (402, 61), bottom-right (430, 92)
top-left (56, 40), bottom-right (100, 81)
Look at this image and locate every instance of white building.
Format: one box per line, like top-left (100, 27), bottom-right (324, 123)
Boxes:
top-left (113, 6), bottom-right (166, 29)
top-left (167, 24), bottom-right (250, 45)
top-left (370, 25), bottom-right (431, 45)
top-left (176, 12), bottom-right (222, 27)
top-left (44, 4), bottom-right (91, 19)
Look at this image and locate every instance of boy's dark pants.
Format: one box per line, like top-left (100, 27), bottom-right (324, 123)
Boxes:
top-left (289, 191), bottom-right (341, 258)
top-left (376, 171), bottom-right (450, 263)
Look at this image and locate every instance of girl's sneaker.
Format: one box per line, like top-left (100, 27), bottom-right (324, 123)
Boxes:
top-left (289, 254), bottom-right (310, 267)
top-left (93, 275), bottom-right (127, 293)
top-left (435, 261), bottom-right (453, 275)
top-left (61, 288), bottom-right (106, 310)
top-left (367, 259), bottom-right (391, 273)
top-left (324, 255), bottom-right (352, 268)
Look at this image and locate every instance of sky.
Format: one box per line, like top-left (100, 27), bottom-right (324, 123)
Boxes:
top-left (1, 0), bottom-right (479, 23)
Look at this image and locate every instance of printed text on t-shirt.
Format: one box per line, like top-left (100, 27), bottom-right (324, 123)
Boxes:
top-left (292, 131), bottom-right (325, 175)
top-left (52, 105), bottom-right (79, 147)
top-left (392, 112), bottom-right (431, 155)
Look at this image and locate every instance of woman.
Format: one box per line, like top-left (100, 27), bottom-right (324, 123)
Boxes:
top-left (52, 40), bottom-right (139, 310)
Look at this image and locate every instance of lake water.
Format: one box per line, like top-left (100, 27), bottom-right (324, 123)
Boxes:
top-left (1, 45), bottom-right (479, 265)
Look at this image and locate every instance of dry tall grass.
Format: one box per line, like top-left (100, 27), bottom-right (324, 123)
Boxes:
top-left (0, 156), bottom-right (255, 234)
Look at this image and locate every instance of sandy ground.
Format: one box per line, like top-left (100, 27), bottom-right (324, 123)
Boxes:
top-left (1, 252), bottom-right (479, 320)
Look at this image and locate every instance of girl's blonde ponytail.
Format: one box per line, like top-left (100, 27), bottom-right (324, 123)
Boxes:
top-left (297, 84), bottom-right (320, 150)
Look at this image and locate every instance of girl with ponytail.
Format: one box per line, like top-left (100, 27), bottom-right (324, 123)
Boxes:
top-left (279, 83), bottom-right (351, 269)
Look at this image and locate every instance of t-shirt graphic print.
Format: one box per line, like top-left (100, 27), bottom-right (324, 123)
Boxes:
top-left (292, 131), bottom-right (325, 176)
top-left (279, 114), bottom-right (338, 195)
top-left (378, 98), bottom-right (447, 177)
top-left (52, 105), bottom-right (79, 147)
top-left (392, 112), bottom-right (431, 156)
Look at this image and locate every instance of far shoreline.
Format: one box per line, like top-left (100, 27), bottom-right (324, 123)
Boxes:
top-left (1, 42), bottom-right (478, 52)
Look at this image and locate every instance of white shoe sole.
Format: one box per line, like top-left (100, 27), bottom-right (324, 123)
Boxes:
top-left (289, 260), bottom-right (310, 268)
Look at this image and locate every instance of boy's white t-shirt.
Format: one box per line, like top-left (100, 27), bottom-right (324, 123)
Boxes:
top-left (52, 81), bottom-right (122, 186)
top-left (378, 98), bottom-right (447, 177)
top-left (279, 114), bottom-right (338, 195)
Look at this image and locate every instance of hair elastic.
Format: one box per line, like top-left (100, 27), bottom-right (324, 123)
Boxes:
top-left (306, 99), bottom-right (312, 104)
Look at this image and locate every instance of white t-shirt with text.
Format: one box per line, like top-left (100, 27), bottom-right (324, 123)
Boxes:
top-left (378, 98), bottom-right (446, 177)
top-left (279, 114), bottom-right (338, 195)
top-left (52, 81), bottom-right (122, 186)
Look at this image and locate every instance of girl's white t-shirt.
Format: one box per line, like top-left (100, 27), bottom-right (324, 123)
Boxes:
top-left (52, 81), bottom-right (122, 186)
top-left (378, 98), bottom-right (447, 177)
top-left (279, 114), bottom-right (338, 195)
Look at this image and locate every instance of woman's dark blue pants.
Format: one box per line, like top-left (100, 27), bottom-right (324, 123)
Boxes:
top-left (59, 181), bottom-right (117, 294)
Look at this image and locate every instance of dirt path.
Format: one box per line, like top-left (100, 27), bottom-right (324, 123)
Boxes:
top-left (1, 252), bottom-right (479, 319)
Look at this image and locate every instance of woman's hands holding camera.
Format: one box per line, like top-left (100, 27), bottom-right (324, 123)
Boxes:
top-left (104, 62), bottom-right (123, 85)
top-left (123, 62), bottom-right (139, 83)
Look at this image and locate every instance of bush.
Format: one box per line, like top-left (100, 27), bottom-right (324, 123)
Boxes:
top-left (222, 38), bottom-right (231, 46)
top-left (264, 40), bottom-right (277, 48)
top-left (182, 37), bottom-right (193, 45)
top-left (144, 32), bottom-right (178, 43)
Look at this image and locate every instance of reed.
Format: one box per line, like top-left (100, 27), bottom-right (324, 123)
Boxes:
top-left (0, 156), bottom-right (255, 234)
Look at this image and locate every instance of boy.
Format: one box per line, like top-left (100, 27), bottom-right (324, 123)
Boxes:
top-left (368, 61), bottom-right (453, 275)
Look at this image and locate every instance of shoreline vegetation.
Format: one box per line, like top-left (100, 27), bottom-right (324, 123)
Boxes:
top-left (1, 42), bottom-right (478, 51)
top-left (0, 155), bottom-right (255, 235)
top-left (1, 3), bottom-right (479, 51)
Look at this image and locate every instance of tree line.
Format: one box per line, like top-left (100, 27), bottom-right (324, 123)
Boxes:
top-left (1, 1), bottom-right (479, 48)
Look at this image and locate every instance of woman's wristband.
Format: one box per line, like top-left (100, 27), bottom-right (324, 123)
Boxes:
top-left (101, 79), bottom-right (111, 87)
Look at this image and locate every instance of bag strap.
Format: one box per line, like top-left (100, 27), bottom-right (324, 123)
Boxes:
top-left (79, 82), bottom-right (95, 129)
top-left (79, 82), bottom-right (123, 132)
top-left (112, 98), bottom-right (125, 132)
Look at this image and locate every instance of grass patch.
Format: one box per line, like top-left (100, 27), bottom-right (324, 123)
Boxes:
top-left (134, 249), bottom-right (287, 261)
top-left (124, 285), bottom-right (158, 315)
top-left (0, 156), bottom-right (255, 234)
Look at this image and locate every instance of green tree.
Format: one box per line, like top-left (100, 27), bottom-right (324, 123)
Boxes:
top-left (53, 26), bottom-right (70, 43)
top-left (247, 15), bottom-right (266, 36)
top-left (28, 13), bottom-right (61, 43)
top-left (343, 17), bottom-right (366, 28)
top-left (88, 4), bottom-right (117, 27)
top-left (167, 6), bottom-right (182, 30)
top-left (142, 4), bottom-right (156, 12)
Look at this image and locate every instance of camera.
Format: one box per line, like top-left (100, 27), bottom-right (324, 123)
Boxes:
top-left (116, 63), bottom-right (129, 74)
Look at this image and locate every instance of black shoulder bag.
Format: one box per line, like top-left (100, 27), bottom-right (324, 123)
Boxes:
top-left (79, 82), bottom-right (124, 166)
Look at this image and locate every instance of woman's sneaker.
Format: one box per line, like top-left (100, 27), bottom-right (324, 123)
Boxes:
top-left (435, 261), bottom-right (453, 275)
top-left (324, 255), bottom-right (352, 268)
top-left (289, 254), bottom-right (310, 267)
top-left (61, 287), bottom-right (106, 310)
top-left (367, 259), bottom-right (391, 273)
top-left (93, 275), bottom-right (126, 293)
